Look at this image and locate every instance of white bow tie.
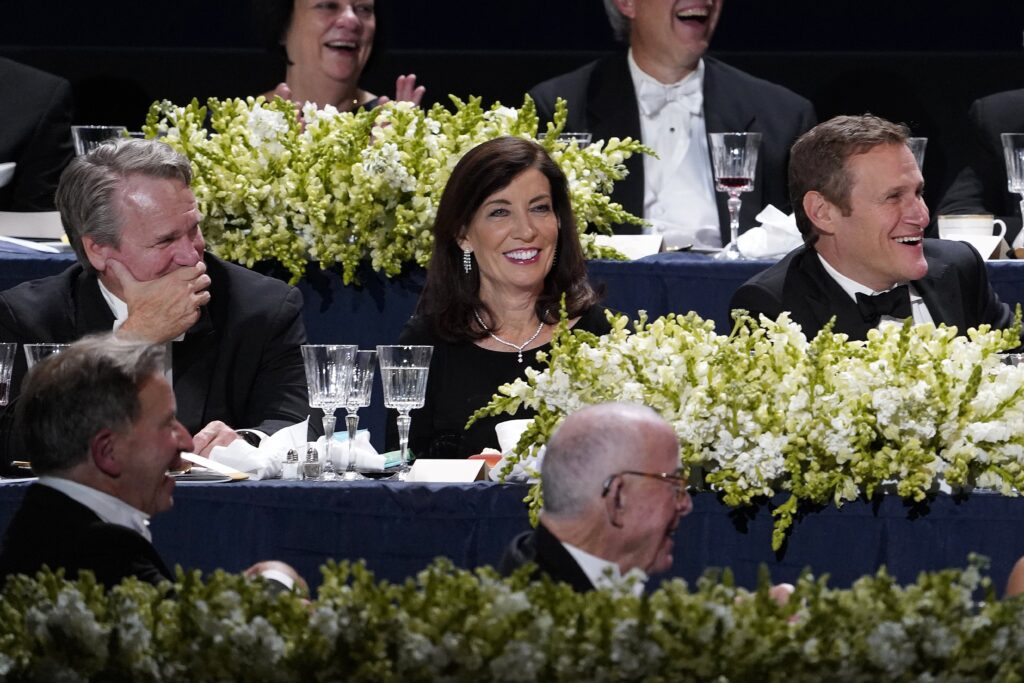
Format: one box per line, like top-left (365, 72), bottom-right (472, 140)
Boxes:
top-left (636, 78), bottom-right (703, 118)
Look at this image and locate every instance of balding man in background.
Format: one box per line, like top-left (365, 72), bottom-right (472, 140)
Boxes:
top-left (500, 403), bottom-right (691, 594)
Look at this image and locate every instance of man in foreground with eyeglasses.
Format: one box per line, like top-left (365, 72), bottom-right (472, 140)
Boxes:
top-left (499, 402), bottom-right (691, 594)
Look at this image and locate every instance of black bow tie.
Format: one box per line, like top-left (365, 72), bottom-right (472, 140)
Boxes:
top-left (855, 285), bottom-right (912, 325)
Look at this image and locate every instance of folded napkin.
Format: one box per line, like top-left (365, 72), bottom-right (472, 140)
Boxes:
top-left (491, 444), bottom-right (546, 483)
top-left (209, 418), bottom-right (312, 480)
top-left (315, 430), bottom-right (386, 472)
top-left (733, 205), bottom-right (802, 259)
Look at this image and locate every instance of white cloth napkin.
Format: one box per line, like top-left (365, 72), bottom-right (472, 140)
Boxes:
top-left (733, 205), bottom-right (802, 259)
top-left (490, 444), bottom-right (546, 483)
top-left (315, 430), bottom-right (386, 472)
top-left (209, 418), bottom-right (312, 480)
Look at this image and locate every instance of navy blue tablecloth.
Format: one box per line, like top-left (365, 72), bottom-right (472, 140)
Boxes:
top-left (0, 480), bottom-right (1020, 594)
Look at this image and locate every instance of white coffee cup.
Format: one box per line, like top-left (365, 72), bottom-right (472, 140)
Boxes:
top-left (937, 214), bottom-right (1007, 241)
top-left (494, 418), bottom-right (533, 455)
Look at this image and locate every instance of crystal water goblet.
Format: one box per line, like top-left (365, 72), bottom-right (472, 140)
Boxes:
top-left (1002, 133), bottom-right (1024, 223)
top-left (710, 132), bottom-right (762, 261)
top-left (376, 345), bottom-right (432, 479)
top-left (908, 137), bottom-right (927, 169)
top-left (23, 343), bottom-right (70, 369)
top-left (300, 344), bottom-right (356, 481)
top-left (340, 349), bottom-right (377, 481)
top-left (0, 343), bottom-right (15, 408)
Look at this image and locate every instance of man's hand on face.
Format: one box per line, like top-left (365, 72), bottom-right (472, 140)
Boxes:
top-left (191, 420), bottom-right (239, 457)
top-left (109, 259), bottom-right (212, 343)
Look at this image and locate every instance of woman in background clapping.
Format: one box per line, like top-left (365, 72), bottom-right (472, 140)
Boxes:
top-left (255, 0), bottom-right (424, 111)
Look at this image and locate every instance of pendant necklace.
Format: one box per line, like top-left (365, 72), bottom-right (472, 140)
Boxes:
top-left (474, 311), bottom-right (546, 363)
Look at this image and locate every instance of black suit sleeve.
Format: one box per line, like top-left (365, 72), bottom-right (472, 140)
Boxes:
top-left (730, 281), bottom-right (785, 325)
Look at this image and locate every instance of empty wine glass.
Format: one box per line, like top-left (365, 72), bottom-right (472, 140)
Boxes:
top-left (301, 344), bottom-right (357, 482)
top-left (0, 343), bottom-right (15, 407)
top-left (377, 345), bottom-right (432, 479)
top-left (340, 349), bottom-right (377, 481)
top-left (1002, 133), bottom-right (1024, 222)
top-left (710, 132), bottom-right (762, 261)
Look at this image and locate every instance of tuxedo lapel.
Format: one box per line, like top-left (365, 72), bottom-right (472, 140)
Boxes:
top-left (587, 54), bottom-right (645, 229)
top-left (914, 257), bottom-right (967, 331)
top-left (703, 58), bottom-right (764, 245)
top-left (791, 249), bottom-right (874, 341)
top-left (172, 306), bottom-right (217, 434)
top-left (72, 271), bottom-right (116, 337)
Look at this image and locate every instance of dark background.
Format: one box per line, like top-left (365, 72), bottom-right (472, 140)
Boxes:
top-left (3, 1), bottom-right (1024, 204)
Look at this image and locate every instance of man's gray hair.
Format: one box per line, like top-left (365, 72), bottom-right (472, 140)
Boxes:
top-left (15, 334), bottom-right (167, 474)
top-left (603, 0), bottom-right (630, 42)
top-left (541, 403), bottom-right (670, 516)
top-left (55, 138), bottom-right (193, 274)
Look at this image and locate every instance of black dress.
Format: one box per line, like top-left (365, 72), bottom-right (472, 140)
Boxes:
top-left (386, 306), bottom-right (612, 458)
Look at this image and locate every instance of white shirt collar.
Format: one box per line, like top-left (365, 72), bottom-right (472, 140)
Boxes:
top-left (38, 475), bottom-right (152, 542)
top-left (816, 251), bottom-right (932, 325)
top-left (627, 49), bottom-right (704, 106)
top-left (562, 541), bottom-right (648, 597)
top-left (97, 278), bottom-right (130, 331)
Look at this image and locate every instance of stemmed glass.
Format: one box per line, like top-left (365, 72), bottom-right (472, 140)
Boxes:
top-left (1001, 133), bottom-right (1024, 222)
top-left (710, 132), bottom-right (762, 261)
top-left (24, 343), bottom-right (69, 369)
top-left (0, 343), bottom-right (15, 408)
top-left (376, 345), bottom-right (432, 479)
top-left (339, 349), bottom-right (377, 481)
top-left (908, 137), bottom-right (927, 169)
top-left (300, 344), bottom-right (357, 481)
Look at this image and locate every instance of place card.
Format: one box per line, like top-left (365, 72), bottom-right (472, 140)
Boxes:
top-left (593, 234), bottom-right (663, 260)
top-left (405, 459), bottom-right (488, 483)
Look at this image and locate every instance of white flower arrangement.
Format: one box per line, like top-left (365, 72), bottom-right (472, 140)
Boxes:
top-left (474, 309), bottom-right (1024, 549)
top-left (142, 96), bottom-right (648, 284)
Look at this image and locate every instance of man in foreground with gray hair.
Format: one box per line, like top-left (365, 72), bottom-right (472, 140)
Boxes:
top-left (500, 403), bottom-right (691, 594)
top-left (0, 138), bottom-right (310, 468)
top-left (0, 334), bottom-right (302, 591)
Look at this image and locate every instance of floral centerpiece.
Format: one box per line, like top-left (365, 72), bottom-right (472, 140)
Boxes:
top-left (474, 310), bottom-right (1024, 549)
top-left (2, 557), bottom-right (1022, 680)
top-left (142, 96), bottom-right (648, 284)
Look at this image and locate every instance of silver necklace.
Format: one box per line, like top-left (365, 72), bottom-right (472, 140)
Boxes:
top-left (474, 311), bottom-right (546, 363)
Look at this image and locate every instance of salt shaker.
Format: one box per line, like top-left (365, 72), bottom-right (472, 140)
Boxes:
top-left (282, 448), bottom-right (300, 480)
top-left (302, 444), bottom-right (322, 480)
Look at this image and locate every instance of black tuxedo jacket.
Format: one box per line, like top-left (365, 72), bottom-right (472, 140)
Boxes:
top-left (0, 254), bottom-right (311, 462)
top-left (938, 89), bottom-right (1024, 244)
top-left (0, 484), bottom-right (171, 588)
top-left (530, 53), bottom-right (816, 242)
top-left (730, 239), bottom-right (1015, 341)
top-left (498, 522), bottom-right (595, 593)
top-left (0, 58), bottom-right (74, 211)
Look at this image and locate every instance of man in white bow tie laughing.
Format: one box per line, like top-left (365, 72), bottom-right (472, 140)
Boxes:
top-left (530, 0), bottom-right (816, 247)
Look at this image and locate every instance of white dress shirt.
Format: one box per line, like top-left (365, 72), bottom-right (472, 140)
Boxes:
top-left (817, 253), bottom-right (934, 326)
top-left (562, 541), bottom-right (647, 597)
top-left (97, 279), bottom-right (177, 383)
top-left (38, 476), bottom-right (152, 542)
top-left (628, 50), bottom-right (720, 249)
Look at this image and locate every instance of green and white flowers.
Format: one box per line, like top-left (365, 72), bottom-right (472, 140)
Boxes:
top-left (143, 96), bottom-right (646, 284)
top-left (476, 310), bottom-right (1024, 548)
top-left (3, 558), bottom-right (1024, 680)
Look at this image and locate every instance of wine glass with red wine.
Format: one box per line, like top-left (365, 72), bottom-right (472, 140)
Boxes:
top-left (710, 132), bottom-right (762, 260)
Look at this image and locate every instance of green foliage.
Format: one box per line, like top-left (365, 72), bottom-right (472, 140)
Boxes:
top-left (475, 308), bottom-right (1024, 550)
top-left (1, 558), bottom-right (1023, 680)
top-left (143, 96), bottom-right (644, 284)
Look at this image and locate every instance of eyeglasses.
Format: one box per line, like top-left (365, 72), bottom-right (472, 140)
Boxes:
top-left (602, 469), bottom-right (689, 501)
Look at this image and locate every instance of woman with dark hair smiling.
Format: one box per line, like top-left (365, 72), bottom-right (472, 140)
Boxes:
top-left (254, 0), bottom-right (424, 111)
top-left (389, 136), bottom-right (610, 458)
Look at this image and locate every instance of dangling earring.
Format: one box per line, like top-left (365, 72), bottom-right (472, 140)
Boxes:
top-left (463, 249), bottom-right (473, 274)
top-left (551, 242), bottom-right (558, 268)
